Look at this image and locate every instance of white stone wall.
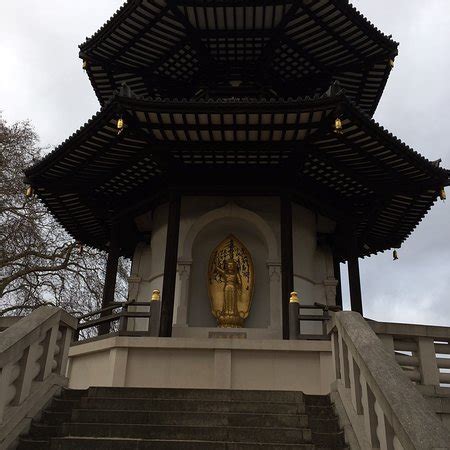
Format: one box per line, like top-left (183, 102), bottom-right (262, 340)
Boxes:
top-left (292, 204), bottom-right (337, 335)
top-left (292, 203), bottom-right (337, 306)
top-left (128, 198), bottom-right (337, 339)
top-left (68, 337), bottom-right (333, 395)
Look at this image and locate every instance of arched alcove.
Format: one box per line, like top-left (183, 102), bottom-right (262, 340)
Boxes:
top-left (189, 217), bottom-right (269, 328)
top-left (175, 202), bottom-right (282, 337)
top-left (181, 202), bottom-right (279, 262)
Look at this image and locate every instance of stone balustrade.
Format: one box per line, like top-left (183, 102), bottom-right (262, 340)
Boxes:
top-left (0, 306), bottom-right (77, 449)
top-left (329, 312), bottom-right (450, 450)
top-left (0, 317), bottom-right (22, 332)
top-left (369, 320), bottom-right (450, 388)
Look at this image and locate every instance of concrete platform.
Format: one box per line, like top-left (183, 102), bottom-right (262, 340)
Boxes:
top-left (67, 337), bottom-right (333, 394)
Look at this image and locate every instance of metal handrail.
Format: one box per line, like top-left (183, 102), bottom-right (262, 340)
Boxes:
top-left (289, 297), bottom-right (338, 340)
top-left (74, 299), bottom-right (161, 342)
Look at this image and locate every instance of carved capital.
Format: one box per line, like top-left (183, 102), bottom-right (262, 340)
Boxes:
top-left (268, 263), bottom-right (282, 282)
top-left (128, 275), bottom-right (142, 284)
top-left (177, 260), bottom-right (192, 280)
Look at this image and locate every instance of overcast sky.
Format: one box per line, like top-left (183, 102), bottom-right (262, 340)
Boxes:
top-left (1, 1), bottom-right (449, 326)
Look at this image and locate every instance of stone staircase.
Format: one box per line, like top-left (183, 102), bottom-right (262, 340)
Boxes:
top-left (17, 387), bottom-right (347, 449)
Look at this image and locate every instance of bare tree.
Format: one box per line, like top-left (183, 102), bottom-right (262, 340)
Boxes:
top-left (0, 114), bottom-right (129, 316)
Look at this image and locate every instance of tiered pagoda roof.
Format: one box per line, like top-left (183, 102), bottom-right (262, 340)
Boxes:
top-left (26, 0), bottom-right (449, 259)
top-left (80, 0), bottom-right (398, 116)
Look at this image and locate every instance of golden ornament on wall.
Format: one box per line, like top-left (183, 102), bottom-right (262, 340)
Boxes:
top-left (207, 234), bottom-right (254, 328)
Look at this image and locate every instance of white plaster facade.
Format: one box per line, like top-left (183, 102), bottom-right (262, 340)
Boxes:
top-left (128, 197), bottom-right (338, 339)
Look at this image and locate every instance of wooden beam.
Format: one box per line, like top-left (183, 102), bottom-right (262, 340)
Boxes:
top-left (348, 236), bottom-right (363, 315)
top-left (99, 223), bottom-right (121, 335)
top-left (333, 255), bottom-right (343, 309)
top-left (280, 195), bottom-right (294, 340)
top-left (159, 192), bottom-right (181, 337)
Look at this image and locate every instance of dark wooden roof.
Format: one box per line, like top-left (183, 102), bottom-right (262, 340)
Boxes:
top-left (26, 90), bottom-right (449, 258)
top-left (79, 0), bottom-right (398, 116)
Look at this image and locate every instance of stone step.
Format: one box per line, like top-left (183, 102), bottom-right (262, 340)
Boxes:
top-left (304, 395), bottom-right (331, 406)
top-left (60, 388), bottom-right (87, 401)
top-left (50, 437), bottom-right (320, 450)
top-left (88, 387), bottom-right (304, 403)
top-left (50, 398), bottom-right (80, 413)
top-left (29, 423), bottom-right (58, 440)
top-left (305, 405), bottom-right (336, 418)
top-left (309, 417), bottom-right (340, 433)
top-left (61, 423), bottom-right (313, 444)
top-left (312, 431), bottom-right (346, 447)
top-left (79, 396), bottom-right (306, 414)
top-left (41, 410), bottom-right (72, 426)
top-left (71, 408), bottom-right (309, 428)
top-left (18, 438), bottom-right (49, 450)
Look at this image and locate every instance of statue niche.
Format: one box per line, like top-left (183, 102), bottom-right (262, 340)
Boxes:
top-left (207, 235), bottom-right (254, 328)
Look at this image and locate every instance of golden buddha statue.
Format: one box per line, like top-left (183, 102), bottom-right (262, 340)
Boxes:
top-left (208, 235), bottom-right (254, 328)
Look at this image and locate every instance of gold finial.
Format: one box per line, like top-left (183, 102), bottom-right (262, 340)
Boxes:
top-left (333, 117), bottom-right (343, 135)
top-left (389, 59), bottom-right (395, 68)
top-left (117, 117), bottom-right (124, 135)
top-left (25, 186), bottom-right (34, 198)
top-left (290, 291), bottom-right (299, 303)
top-left (440, 188), bottom-right (446, 201)
top-left (393, 249), bottom-right (399, 261)
top-left (151, 289), bottom-right (161, 301)
top-left (82, 60), bottom-right (88, 70)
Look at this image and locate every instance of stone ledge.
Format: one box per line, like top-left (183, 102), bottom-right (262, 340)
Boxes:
top-left (69, 336), bottom-right (332, 357)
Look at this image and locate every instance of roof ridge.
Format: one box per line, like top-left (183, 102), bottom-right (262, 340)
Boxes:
top-left (340, 0), bottom-right (398, 49)
top-left (342, 96), bottom-right (449, 179)
top-left (79, 0), bottom-right (137, 53)
top-left (25, 102), bottom-right (117, 178)
top-left (79, 0), bottom-right (399, 54)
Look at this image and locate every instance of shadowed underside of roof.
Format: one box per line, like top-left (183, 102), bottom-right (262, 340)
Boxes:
top-left (79, 0), bottom-right (398, 116)
top-left (25, 92), bottom-right (449, 259)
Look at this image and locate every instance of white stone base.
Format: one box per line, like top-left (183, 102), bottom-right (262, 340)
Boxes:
top-left (67, 337), bottom-right (333, 395)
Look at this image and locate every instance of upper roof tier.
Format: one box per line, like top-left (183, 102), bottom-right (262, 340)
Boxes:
top-left (80, 0), bottom-right (398, 116)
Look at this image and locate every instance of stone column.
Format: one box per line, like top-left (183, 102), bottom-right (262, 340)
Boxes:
top-left (348, 255), bottom-right (363, 315)
top-left (100, 223), bottom-right (120, 335)
top-left (280, 195), bottom-right (294, 340)
top-left (268, 262), bottom-right (282, 337)
top-left (175, 260), bottom-right (192, 326)
top-left (160, 193), bottom-right (181, 337)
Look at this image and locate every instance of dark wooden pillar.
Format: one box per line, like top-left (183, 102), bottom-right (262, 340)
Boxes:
top-left (348, 242), bottom-right (363, 315)
top-left (280, 195), bottom-right (294, 340)
top-left (159, 193), bottom-right (181, 337)
top-left (333, 255), bottom-right (343, 309)
top-left (99, 224), bottom-right (120, 335)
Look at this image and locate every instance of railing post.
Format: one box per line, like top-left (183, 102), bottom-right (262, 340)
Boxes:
top-left (55, 326), bottom-right (73, 377)
top-left (331, 331), bottom-right (341, 380)
top-left (119, 303), bottom-right (129, 333)
top-left (417, 337), bottom-right (440, 386)
top-left (289, 292), bottom-right (300, 340)
top-left (150, 290), bottom-right (161, 337)
top-left (361, 379), bottom-right (380, 448)
top-left (13, 342), bottom-right (40, 405)
top-left (374, 401), bottom-right (396, 450)
top-left (338, 334), bottom-right (351, 388)
top-left (36, 324), bottom-right (59, 381)
top-left (349, 355), bottom-right (363, 415)
top-left (0, 364), bottom-right (15, 423)
top-left (379, 334), bottom-right (395, 357)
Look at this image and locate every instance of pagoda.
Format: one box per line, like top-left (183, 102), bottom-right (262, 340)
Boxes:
top-left (25, 0), bottom-right (449, 347)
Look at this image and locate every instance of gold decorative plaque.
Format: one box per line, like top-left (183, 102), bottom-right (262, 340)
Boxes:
top-left (207, 234), bottom-right (254, 328)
